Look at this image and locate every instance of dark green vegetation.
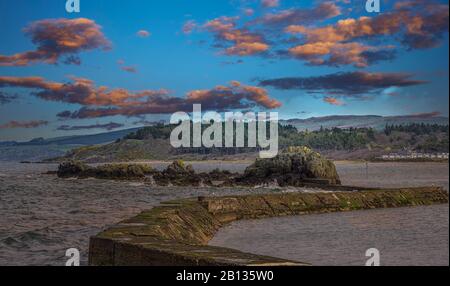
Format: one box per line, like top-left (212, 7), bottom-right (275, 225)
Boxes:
top-left (53, 123), bottom-right (449, 162)
top-left (384, 124), bottom-right (449, 152)
top-left (57, 161), bottom-right (155, 179)
top-left (89, 187), bottom-right (449, 266)
top-left (57, 147), bottom-right (341, 187)
top-left (279, 125), bottom-right (371, 150)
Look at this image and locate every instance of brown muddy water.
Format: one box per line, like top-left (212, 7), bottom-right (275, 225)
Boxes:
top-left (0, 162), bottom-right (448, 266)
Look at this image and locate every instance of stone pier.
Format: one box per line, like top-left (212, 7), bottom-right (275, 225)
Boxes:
top-left (89, 187), bottom-right (448, 266)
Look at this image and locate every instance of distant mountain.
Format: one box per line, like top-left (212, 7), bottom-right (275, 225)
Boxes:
top-left (281, 115), bottom-right (449, 131)
top-left (0, 127), bottom-right (142, 162)
top-left (2, 127), bottom-right (142, 147)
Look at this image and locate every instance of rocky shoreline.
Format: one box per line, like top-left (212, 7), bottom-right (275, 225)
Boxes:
top-left (57, 147), bottom-right (342, 188)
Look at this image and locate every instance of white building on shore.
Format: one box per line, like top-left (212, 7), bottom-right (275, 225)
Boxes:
top-left (381, 152), bottom-right (449, 160)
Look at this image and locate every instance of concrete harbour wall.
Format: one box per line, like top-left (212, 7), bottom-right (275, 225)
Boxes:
top-left (89, 187), bottom-right (449, 266)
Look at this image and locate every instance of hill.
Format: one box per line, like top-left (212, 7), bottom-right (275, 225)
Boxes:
top-left (52, 123), bottom-right (449, 163)
top-left (280, 115), bottom-right (449, 131)
top-left (1, 114), bottom-right (448, 162)
top-left (0, 128), bottom-right (142, 162)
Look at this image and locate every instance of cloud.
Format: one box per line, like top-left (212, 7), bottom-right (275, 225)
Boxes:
top-left (255, 2), bottom-right (341, 27)
top-left (243, 8), bottom-right (255, 17)
top-left (0, 76), bottom-right (168, 107)
top-left (137, 30), bottom-right (151, 38)
top-left (0, 76), bottom-right (280, 119)
top-left (203, 16), bottom-right (269, 56)
top-left (285, 1), bottom-right (449, 66)
top-left (288, 41), bottom-right (382, 68)
top-left (259, 71), bottom-right (428, 97)
top-left (120, 66), bottom-right (138, 73)
top-left (117, 59), bottom-right (138, 73)
top-left (397, 111), bottom-right (443, 119)
top-left (261, 0), bottom-right (280, 8)
top-left (62, 81), bottom-right (281, 119)
top-left (57, 122), bottom-right (124, 131)
top-left (323, 97), bottom-right (345, 106)
top-left (0, 92), bottom-right (18, 105)
top-left (182, 20), bottom-right (197, 34)
top-left (0, 120), bottom-right (48, 129)
top-left (0, 18), bottom-right (111, 67)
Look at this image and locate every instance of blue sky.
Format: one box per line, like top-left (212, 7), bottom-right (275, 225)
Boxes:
top-left (0, 0), bottom-right (449, 140)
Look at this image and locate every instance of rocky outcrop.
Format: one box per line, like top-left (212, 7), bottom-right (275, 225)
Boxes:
top-left (240, 146), bottom-right (341, 186)
top-left (89, 187), bottom-right (449, 266)
top-left (57, 161), bottom-right (155, 180)
top-left (153, 160), bottom-right (200, 186)
top-left (57, 147), bottom-right (342, 187)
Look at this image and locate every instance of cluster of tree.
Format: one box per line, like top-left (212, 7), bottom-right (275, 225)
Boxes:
top-left (279, 125), bottom-right (371, 151)
top-left (123, 124), bottom-right (173, 140)
top-left (384, 123), bottom-right (449, 136)
top-left (121, 123), bottom-right (372, 151)
top-left (416, 136), bottom-right (449, 152)
top-left (120, 122), bottom-right (449, 153)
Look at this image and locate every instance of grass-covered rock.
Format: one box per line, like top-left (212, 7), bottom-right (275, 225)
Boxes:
top-left (57, 160), bottom-right (90, 178)
top-left (240, 146), bottom-right (341, 186)
top-left (57, 161), bottom-right (155, 180)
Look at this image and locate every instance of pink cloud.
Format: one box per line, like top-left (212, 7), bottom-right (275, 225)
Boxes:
top-left (136, 30), bottom-right (151, 38)
top-left (262, 0), bottom-right (280, 8)
top-left (0, 18), bottom-right (111, 66)
top-left (0, 120), bottom-right (48, 129)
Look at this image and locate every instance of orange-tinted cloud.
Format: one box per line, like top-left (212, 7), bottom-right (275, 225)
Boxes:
top-left (0, 76), bottom-right (168, 107)
top-left (285, 1), bottom-right (448, 66)
top-left (0, 76), bottom-right (280, 119)
top-left (0, 120), bottom-right (48, 129)
top-left (0, 18), bottom-right (111, 67)
top-left (323, 97), bottom-right (345, 106)
top-left (186, 81), bottom-right (282, 109)
top-left (203, 17), bottom-right (269, 56)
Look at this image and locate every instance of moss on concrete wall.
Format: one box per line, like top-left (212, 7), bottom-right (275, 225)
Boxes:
top-left (89, 187), bottom-right (448, 266)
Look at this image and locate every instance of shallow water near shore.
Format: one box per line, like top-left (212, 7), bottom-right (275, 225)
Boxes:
top-left (0, 161), bottom-right (448, 266)
top-left (210, 204), bottom-right (449, 266)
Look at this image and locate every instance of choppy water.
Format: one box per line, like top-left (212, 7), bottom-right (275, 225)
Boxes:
top-left (0, 162), bottom-right (257, 266)
top-left (210, 205), bottom-right (449, 266)
top-left (0, 162), bottom-right (448, 266)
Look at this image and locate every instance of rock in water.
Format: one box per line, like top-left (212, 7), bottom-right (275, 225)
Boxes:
top-left (57, 160), bottom-right (89, 178)
top-left (241, 146), bottom-right (341, 186)
top-left (154, 160), bottom-right (201, 186)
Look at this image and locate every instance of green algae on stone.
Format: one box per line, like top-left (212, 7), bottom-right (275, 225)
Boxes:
top-left (241, 146), bottom-right (341, 186)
